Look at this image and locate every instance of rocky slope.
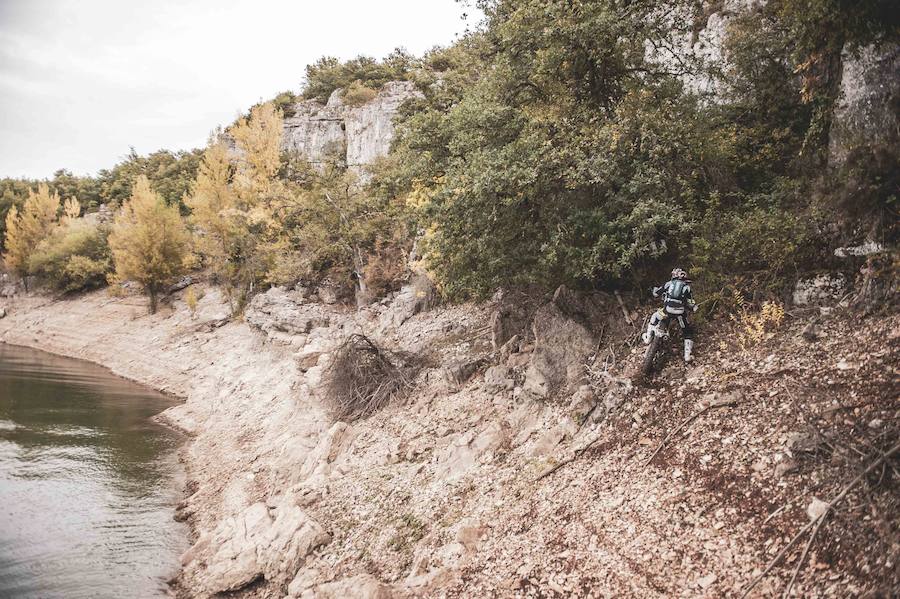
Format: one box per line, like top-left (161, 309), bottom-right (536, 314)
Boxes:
top-left (0, 274), bottom-right (896, 598)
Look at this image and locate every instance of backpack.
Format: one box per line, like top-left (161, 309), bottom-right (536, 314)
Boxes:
top-left (667, 279), bottom-right (687, 302)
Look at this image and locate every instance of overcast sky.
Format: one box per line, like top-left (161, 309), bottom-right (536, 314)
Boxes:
top-left (0, 0), bottom-right (477, 179)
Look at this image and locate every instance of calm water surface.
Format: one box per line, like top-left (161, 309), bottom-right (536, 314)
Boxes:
top-left (0, 344), bottom-right (188, 598)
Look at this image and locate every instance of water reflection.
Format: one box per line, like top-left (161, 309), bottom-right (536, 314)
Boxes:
top-left (0, 344), bottom-right (187, 598)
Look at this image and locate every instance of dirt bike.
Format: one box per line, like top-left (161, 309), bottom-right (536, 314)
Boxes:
top-left (641, 317), bottom-right (677, 378)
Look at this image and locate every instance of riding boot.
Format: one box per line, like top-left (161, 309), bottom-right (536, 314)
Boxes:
top-left (684, 339), bottom-right (694, 363)
top-left (643, 313), bottom-right (661, 344)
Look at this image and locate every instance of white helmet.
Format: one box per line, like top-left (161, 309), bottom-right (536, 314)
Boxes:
top-left (671, 268), bottom-right (688, 280)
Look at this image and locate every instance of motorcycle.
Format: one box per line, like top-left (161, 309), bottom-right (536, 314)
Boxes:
top-left (641, 316), bottom-right (677, 378)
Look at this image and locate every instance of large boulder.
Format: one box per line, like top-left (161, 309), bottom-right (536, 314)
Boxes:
top-left (522, 287), bottom-right (604, 399)
top-left (291, 574), bottom-right (393, 599)
top-left (378, 272), bottom-right (437, 333)
top-left (181, 498), bottom-right (330, 594)
top-left (346, 81), bottom-right (423, 172)
top-left (828, 42), bottom-right (900, 166)
top-left (489, 290), bottom-right (537, 350)
top-left (246, 287), bottom-right (330, 337)
top-left (281, 81), bottom-right (423, 178)
top-left (792, 273), bottom-right (847, 306)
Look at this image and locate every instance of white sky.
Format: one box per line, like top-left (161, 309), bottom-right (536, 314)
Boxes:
top-left (0, 0), bottom-right (478, 179)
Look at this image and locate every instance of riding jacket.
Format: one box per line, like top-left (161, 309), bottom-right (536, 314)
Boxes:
top-left (653, 279), bottom-right (696, 315)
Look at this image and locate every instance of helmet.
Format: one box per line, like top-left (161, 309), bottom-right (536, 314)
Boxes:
top-left (671, 267), bottom-right (688, 280)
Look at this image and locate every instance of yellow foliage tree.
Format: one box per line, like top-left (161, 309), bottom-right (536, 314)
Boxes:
top-left (187, 106), bottom-right (285, 313)
top-left (63, 197), bottom-right (81, 221)
top-left (109, 176), bottom-right (190, 313)
top-left (3, 183), bottom-right (61, 286)
top-left (230, 102), bottom-right (283, 200)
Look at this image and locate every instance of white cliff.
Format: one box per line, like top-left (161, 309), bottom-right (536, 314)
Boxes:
top-left (281, 81), bottom-right (423, 175)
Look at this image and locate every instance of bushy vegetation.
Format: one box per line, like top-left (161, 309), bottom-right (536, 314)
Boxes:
top-left (28, 219), bottom-right (111, 293)
top-left (301, 49), bottom-right (419, 103)
top-left (0, 149), bottom-right (201, 244)
top-left (372, 0), bottom-right (898, 302)
top-left (3, 186), bottom-right (111, 293)
top-left (4, 0), bottom-right (896, 314)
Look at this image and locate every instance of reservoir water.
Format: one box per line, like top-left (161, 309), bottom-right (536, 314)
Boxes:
top-left (0, 344), bottom-right (187, 598)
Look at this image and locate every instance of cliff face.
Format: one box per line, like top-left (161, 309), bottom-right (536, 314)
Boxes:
top-left (281, 81), bottom-right (423, 174)
top-left (649, 2), bottom-right (899, 165)
top-left (828, 43), bottom-right (900, 165)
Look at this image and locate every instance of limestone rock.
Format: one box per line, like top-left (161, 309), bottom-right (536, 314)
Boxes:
top-left (282, 81), bottom-right (423, 178)
top-left (299, 574), bottom-right (392, 599)
top-left (490, 292), bottom-right (533, 350)
top-left (282, 96), bottom-right (346, 165)
top-left (444, 358), bottom-right (486, 387)
top-left (246, 287), bottom-right (330, 337)
top-left (346, 82), bottom-right (423, 171)
top-left (567, 385), bottom-right (597, 423)
top-left (523, 292), bottom-right (599, 398)
top-left (434, 421), bottom-right (509, 481)
top-left (792, 274), bottom-right (846, 306)
top-left (183, 499), bottom-right (330, 594)
top-left (484, 364), bottom-right (514, 392)
top-left (378, 272), bottom-right (437, 332)
top-left (829, 43), bottom-right (900, 166)
top-left (316, 275), bottom-right (352, 305)
top-left (168, 275), bottom-right (194, 293)
top-left (455, 518), bottom-right (488, 551)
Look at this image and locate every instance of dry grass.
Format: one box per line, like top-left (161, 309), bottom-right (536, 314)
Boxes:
top-left (323, 334), bottom-right (420, 421)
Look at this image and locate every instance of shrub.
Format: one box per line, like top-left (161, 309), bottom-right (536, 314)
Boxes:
top-left (688, 194), bottom-right (816, 308)
top-left (185, 286), bottom-right (199, 317)
top-left (342, 80), bottom-right (378, 107)
top-left (302, 50), bottom-right (419, 103)
top-left (730, 296), bottom-right (785, 350)
top-left (28, 220), bottom-right (111, 292)
top-left (322, 334), bottom-right (420, 421)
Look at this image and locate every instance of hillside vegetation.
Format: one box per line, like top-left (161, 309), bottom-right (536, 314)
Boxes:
top-left (3, 0), bottom-right (897, 313)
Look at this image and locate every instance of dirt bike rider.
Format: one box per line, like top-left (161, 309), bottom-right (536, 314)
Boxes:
top-left (642, 267), bottom-right (697, 363)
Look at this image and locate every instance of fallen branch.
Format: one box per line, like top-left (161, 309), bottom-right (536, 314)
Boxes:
top-left (535, 434), bottom-right (604, 481)
top-left (615, 291), bottom-right (634, 326)
top-left (643, 397), bottom-right (739, 466)
top-left (739, 439), bottom-right (900, 598)
top-left (782, 506), bottom-right (828, 599)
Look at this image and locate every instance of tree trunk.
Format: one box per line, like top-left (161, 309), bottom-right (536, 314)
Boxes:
top-left (353, 244), bottom-right (370, 308)
top-left (148, 284), bottom-right (158, 314)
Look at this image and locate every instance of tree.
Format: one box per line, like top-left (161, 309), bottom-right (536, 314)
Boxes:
top-left (63, 197), bottom-right (81, 221)
top-left (3, 183), bottom-right (61, 287)
top-left (230, 102), bottom-right (283, 198)
top-left (186, 105), bottom-right (287, 314)
top-left (108, 176), bottom-right (190, 313)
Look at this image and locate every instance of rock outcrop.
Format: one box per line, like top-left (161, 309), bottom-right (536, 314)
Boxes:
top-left (282, 82), bottom-right (423, 176)
top-left (828, 42), bottom-right (900, 166)
top-left (522, 286), bottom-right (623, 399)
top-left (649, 3), bottom-right (898, 165)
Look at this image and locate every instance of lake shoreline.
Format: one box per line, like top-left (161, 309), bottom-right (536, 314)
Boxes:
top-left (0, 288), bottom-right (312, 597)
top-left (0, 343), bottom-right (190, 598)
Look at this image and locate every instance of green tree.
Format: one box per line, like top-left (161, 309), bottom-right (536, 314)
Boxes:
top-left (28, 219), bottom-right (111, 293)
